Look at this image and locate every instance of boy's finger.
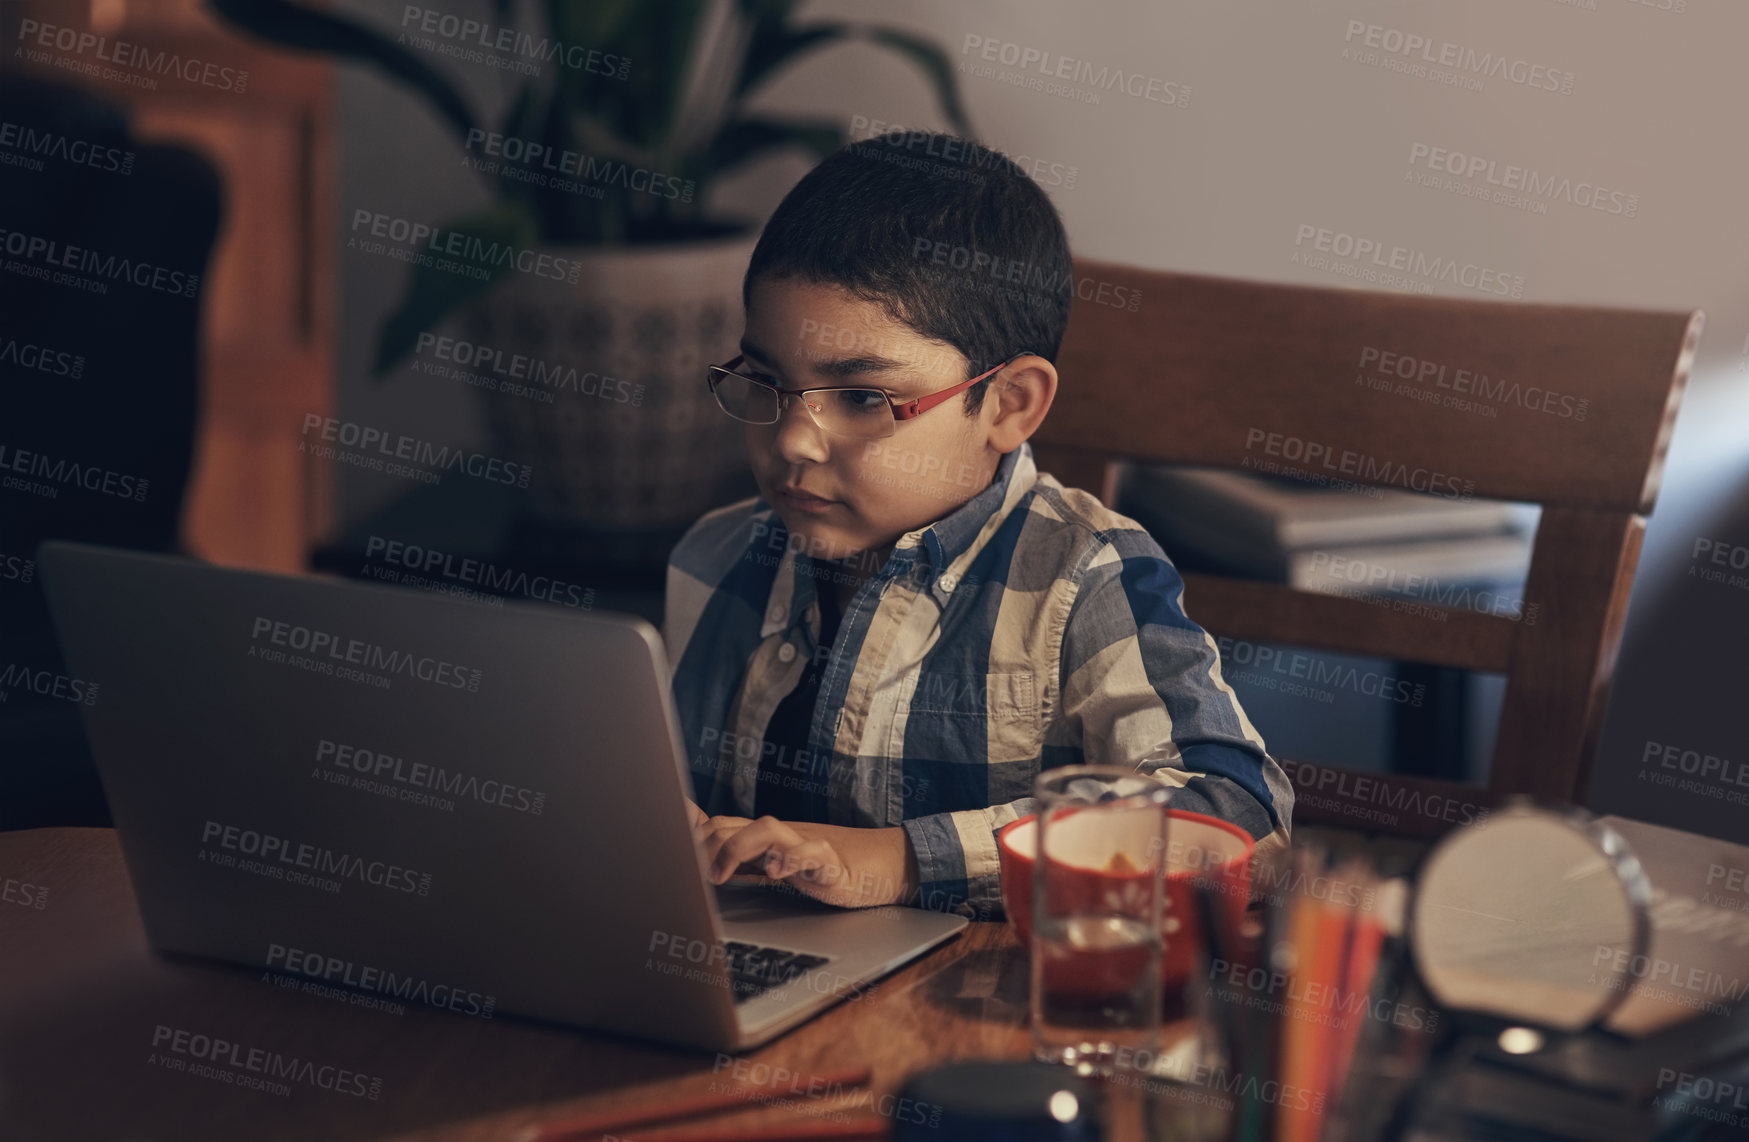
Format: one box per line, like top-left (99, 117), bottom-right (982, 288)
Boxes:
top-left (690, 806), bottom-right (726, 846)
top-left (759, 846), bottom-right (814, 880)
top-left (764, 839), bottom-right (840, 886)
top-left (800, 854), bottom-right (851, 888)
top-left (710, 817), bottom-right (801, 882)
top-left (699, 819), bottom-right (754, 882)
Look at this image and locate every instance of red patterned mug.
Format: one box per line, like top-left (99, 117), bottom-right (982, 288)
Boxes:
top-left (997, 808), bottom-right (1254, 991)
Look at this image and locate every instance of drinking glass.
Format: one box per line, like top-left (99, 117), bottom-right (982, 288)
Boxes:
top-left (1031, 765), bottom-right (1173, 1071)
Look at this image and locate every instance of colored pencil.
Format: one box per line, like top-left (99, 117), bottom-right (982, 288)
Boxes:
top-left (1330, 863), bottom-right (1387, 1105)
top-left (613, 1118), bottom-right (893, 1142)
top-left (516, 1065), bottom-right (873, 1141)
top-left (1292, 858), bottom-right (1360, 1142)
top-left (1275, 848), bottom-right (1336, 1142)
top-left (1232, 846), bottom-right (1291, 1142)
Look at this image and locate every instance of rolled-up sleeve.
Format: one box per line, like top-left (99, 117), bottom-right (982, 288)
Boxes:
top-left (900, 803), bottom-right (1026, 921)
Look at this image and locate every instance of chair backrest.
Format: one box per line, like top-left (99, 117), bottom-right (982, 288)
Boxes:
top-left (1033, 260), bottom-right (1702, 836)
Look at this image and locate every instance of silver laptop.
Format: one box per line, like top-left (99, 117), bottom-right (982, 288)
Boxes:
top-left (37, 540), bottom-right (965, 1051)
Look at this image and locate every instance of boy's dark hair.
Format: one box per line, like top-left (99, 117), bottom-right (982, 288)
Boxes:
top-left (744, 130), bottom-right (1073, 415)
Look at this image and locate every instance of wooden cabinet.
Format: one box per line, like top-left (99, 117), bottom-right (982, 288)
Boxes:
top-left (13, 0), bottom-right (334, 571)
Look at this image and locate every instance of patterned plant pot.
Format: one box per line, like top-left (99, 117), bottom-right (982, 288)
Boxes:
top-left (459, 232), bottom-right (755, 531)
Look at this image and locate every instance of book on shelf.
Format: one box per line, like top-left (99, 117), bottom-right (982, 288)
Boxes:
top-left (1118, 463), bottom-right (1532, 586)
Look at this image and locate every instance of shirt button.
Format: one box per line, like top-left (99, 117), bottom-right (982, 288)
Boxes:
top-left (768, 605), bottom-right (785, 624)
top-left (777, 643), bottom-right (797, 663)
top-left (939, 573), bottom-right (958, 593)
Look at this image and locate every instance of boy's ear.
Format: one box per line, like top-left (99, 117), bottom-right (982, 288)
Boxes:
top-left (987, 355), bottom-right (1058, 454)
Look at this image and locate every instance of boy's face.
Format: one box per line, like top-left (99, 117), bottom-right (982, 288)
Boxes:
top-left (735, 276), bottom-right (1054, 577)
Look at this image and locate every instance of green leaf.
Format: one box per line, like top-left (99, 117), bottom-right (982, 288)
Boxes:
top-left (553, 0), bottom-right (705, 154)
top-left (727, 18), bottom-right (976, 144)
top-left (705, 117), bottom-right (846, 176)
top-left (736, 0), bottom-right (803, 23)
top-left (371, 202), bottom-right (539, 376)
top-left (497, 79), bottom-right (539, 142)
top-left (734, 23), bottom-right (853, 100)
top-left (859, 26), bottom-right (976, 137)
top-left (567, 109), bottom-right (656, 169)
top-left (205, 0), bottom-right (477, 143)
top-left (484, 83), bottom-right (541, 219)
top-left (555, 0), bottom-right (644, 53)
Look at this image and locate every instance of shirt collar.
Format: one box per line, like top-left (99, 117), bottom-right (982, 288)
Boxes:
top-left (894, 440), bottom-right (1035, 575)
top-left (756, 441), bottom-right (1038, 638)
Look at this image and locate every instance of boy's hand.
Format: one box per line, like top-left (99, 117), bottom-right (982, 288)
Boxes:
top-left (696, 814), bottom-right (919, 909)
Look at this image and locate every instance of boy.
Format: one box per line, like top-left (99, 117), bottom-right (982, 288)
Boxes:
top-left (664, 131), bottom-right (1292, 920)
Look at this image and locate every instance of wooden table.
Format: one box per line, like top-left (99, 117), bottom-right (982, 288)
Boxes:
top-left (0, 827), bottom-right (1179, 1142)
top-left (19, 820), bottom-right (1731, 1141)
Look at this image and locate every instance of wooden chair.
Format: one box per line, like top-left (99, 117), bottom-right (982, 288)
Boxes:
top-left (1032, 261), bottom-right (1702, 837)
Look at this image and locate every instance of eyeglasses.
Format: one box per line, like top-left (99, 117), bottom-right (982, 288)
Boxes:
top-left (706, 353), bottom-right (1028, 440)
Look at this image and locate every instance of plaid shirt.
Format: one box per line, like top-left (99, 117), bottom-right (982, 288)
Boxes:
top-left (664, 442), bottom-right (1293, 920)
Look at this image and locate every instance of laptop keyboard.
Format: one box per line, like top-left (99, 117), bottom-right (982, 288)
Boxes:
top-left (722, 941), bottom-right (832, 1003)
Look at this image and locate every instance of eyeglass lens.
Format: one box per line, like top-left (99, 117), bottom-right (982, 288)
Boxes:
top-left (710, 370), bottom-right (894, 438)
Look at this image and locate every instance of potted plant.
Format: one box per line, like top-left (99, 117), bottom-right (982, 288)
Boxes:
top-left (208, 0), bottom-right (972, 537)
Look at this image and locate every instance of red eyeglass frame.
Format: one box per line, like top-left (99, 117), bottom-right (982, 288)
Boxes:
top-left (712, 352), bottom-right (1030, 422)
